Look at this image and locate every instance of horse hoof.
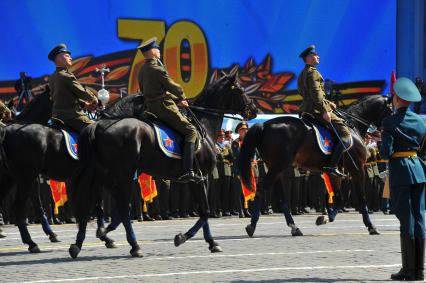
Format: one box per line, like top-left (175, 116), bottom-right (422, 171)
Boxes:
top-left (291, 228), bottom-right (303, 237)
top-left (209, 245), bottom-right (223, 253)
top-left (368, 227), bottom-right (380, 235)
top-left (130, 247), bottom-right (143, 257)
top-left (69, 244), bottom-right (81, 259)
top-left (174, 233), bottom-right (187, 247)
top-left (28, 245), bottom-right (41, 253)
top-left (245, 224), bottom-right (255, 237)
top-left (49, 233), bottom-right (60, 243)
top-left (105, 241), bottom-right (117, 249)
top-left (96, 227), bottom-right (107, 239)
top-left (315, 216), bottom-right (328, 226)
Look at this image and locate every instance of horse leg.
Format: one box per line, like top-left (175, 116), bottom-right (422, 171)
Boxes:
top-left (32, 179), bottom-right (59, 243)
top-left (353, 172), bottom-right (380, 235)
top-left (69, 220), bottom-right (88, 258)
top-left (113, 180), bottom-right (142, 257)
top-left (14, 181), bottom-right (40, 253)
top-left (175, 179), bottom-right (222, 253)
top-left (94, 198), bottom-right (116, 248)
top-left (282, 202), bottom-right (303, 236)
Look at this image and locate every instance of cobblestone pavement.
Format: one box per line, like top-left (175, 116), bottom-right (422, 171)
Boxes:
top-left (0, 211), bottom-right (409, 282)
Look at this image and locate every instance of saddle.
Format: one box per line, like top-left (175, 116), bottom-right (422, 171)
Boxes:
top-left (142, 111), bottom-right (202, 159)
top-left (48, 118), bottom-right (79, 160)
top-left (300, 113), bottom-right (353, 155)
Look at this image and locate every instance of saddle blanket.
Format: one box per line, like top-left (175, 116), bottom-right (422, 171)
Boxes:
top-left (312, 124), bottom-right (353, 155)
top-left (153, 123), bottom-right (199, 159)
top-left (312, 124), bottom-right (335, 155)
top-left (61, 130), bottom-right (79, 160)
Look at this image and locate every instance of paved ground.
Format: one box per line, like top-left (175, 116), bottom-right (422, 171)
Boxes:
top-left (0, 211), bottom-right (408, 282)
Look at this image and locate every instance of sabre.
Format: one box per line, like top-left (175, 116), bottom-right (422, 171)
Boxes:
top-left (328, 122), bottom-right (359, 171)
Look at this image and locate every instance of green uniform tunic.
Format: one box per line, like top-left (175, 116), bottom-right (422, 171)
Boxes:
top-left (49, 67), bottom-right (97, 132)
top-left (0, 101), bottom-right (10, 127)
top-left (138, 58), bottom-right (197, 143)
top-left (297, 64), bottom-right (350, 141)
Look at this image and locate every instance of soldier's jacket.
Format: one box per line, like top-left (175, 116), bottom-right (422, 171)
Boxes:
top-left (297, 64), bottom-right (332, 115)
top-left (215, 142), bottom-right (233, 177)
top-left (0, 101), bottom-right (9, 115)
top-left (138, 58), bottom-right (186, 103)
top-left (380, 107), bottom-right (426, 187)
top-left (0, 101), bottom-right (10, 126)
top-left (49, 67), bottom-right (97, 120)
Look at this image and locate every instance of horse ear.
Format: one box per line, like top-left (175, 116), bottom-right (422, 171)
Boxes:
top-left (220, 70), bottom-right (227, 77)
top-left (386, 95), bottom-right (392, 105)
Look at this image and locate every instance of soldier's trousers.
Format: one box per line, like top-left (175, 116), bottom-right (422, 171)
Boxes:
top-left (64, 116), bottom-right (94, 133)
top-left (391, 183), bottom-right (425, 239)
top-left (146, 99), bottom-right (197, 143)
top-left (315, 112), bottom-right (351, 143)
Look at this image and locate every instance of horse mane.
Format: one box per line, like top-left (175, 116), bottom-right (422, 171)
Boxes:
top-left (100, 94), bottom-right (145, 119)
top-left (346, 94), bottom-right (383, 114)
top-left (192, 75), bottom-right (229, 106)
top-left (15, 90), bottom-right (52, 124)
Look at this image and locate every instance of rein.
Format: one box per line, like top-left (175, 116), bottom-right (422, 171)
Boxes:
top-left (189, 106), bottom-right (243, 121)
top-left (334, 108), bottom-right (372, 128)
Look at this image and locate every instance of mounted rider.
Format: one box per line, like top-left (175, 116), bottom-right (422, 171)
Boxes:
top-left (137, 37), bottom-right (203, 183)
top-left (297, 45), bottom-right (351, 177)
top-left (48, 44), bottom-right (98, 133)
top-left (0, 101), bottom-right (11, 126)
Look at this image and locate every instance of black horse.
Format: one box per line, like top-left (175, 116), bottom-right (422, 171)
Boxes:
top-left (239, 95), bottom-right (392, 237)
top-left (69, 72), bottom-right (257, 258)
top-left (0, 90), bottom-right (117, 252)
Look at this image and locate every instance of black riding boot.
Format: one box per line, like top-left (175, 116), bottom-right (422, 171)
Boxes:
top-left (391, 237), bottom-right (416, 281)
top-left (324, 143), bottom-right (346, 178)
top-left (177, 142), bottom-right (203, 183)
top-left (415, 238), bottom-right (425, 281)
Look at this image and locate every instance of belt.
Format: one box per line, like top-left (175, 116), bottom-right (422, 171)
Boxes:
top-left (145, 94), bottom-right (167, 102)
top-left (391, 151), bottom-right (417, 158)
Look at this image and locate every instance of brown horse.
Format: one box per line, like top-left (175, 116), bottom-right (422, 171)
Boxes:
top-left (239, 95), bottom-right (392, 237)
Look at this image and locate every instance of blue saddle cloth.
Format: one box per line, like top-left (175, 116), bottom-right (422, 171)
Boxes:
top-left (61, 130), bottom-right (79, 160)
top-left (153, 123), bottom-right (184, 159)
top-left (153, 123), bottom-right (200, 159)
top-left (312, 124), bottom-right (335, 155)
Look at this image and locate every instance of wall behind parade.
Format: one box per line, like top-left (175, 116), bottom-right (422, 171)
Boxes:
top-left (0, 0), bottom-right (396, 113)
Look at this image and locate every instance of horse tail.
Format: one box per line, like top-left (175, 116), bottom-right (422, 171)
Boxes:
top-left (239, 123), bottom-right (264, 191)
top-left (72, 123), bottom-right (99, 223)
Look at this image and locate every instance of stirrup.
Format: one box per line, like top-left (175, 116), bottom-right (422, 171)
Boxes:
top-left (324, 167), bottom-right (346, 178)
top-left (176, 171), bottom-right (204, 183)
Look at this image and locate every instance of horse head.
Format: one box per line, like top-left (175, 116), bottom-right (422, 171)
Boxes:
top-left (346, 94), bottom-right (392, 135)
top-left (14, 90), bottom-right (52, 124)
top-left (194, 71), bottom-right (257, 120)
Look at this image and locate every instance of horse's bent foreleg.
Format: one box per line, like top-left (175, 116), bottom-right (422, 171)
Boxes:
top-left (94, 199), bottom-right (116, 248)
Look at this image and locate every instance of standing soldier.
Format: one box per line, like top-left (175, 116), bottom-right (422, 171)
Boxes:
top-left (215, 129), bottom-right (234, 217)
top-left (137, 37), bottom-right (202, 183)
top-left (380, 77), bottom-right (425, 281)
top-left (48, 44), bottom-right (98, 133)
top-left (297, 45), bottom-right (351, 177)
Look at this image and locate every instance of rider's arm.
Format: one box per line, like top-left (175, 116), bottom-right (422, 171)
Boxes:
top-left (63, 72), bottom-right (98, 104)
top-left (156, 67), bottom-right (187, 101)
top-left (306, 70), bottom-right (332, 114)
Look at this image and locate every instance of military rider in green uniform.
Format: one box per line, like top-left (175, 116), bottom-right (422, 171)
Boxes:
top-left (48, 44), bottom-right (98, 133)
top-left (137, 37), bottom-right (202, 183)
top-left (380, 77), bottom-right (425, 281)
top-left (297, 45), bottom-right (351, 178)
top-left (0, 101), bottom-right (12, 126)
